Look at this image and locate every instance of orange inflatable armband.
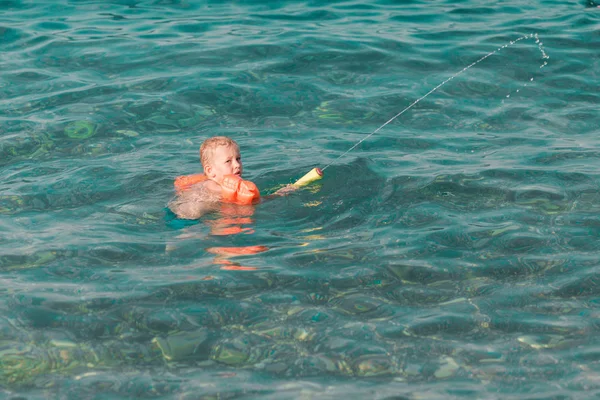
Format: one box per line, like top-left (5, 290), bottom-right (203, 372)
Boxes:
top-left (174, 173), bottom-right (207, 192)
top-left (221, 175), bottom-right (260, 205)
top-left (174, 174), bottom-right (260, 205)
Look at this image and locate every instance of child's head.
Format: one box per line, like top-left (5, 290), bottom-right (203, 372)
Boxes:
top-left (200, 136), bottom-right (243, 183)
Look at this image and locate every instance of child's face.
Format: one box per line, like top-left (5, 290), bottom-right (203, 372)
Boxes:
top-left (205, 145), bottom-right (243, 183)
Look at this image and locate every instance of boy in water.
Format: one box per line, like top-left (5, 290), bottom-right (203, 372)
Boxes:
top-left (169, 136), bottom-right (259, 220)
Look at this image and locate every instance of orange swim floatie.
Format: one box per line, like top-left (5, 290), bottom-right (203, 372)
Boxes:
top-left (220, 175), bottom-right (261, 205)
top-left (174, 174), bottom-right (260, 205)
top-left (174, 173), bottom-right (207, 192)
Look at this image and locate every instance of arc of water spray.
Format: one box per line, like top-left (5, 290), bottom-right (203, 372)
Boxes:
top-left (320, 33), bottom-right (549, 172)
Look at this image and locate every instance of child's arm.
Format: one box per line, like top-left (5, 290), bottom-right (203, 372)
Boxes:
top-left (272, 184), bottom-right (298, 196)
top-left (260, 184), bottom-right (298, 201)
top-left (269, 168), bottom-right (322, 198)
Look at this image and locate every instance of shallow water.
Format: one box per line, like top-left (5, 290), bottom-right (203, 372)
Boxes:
top-left (1, 0), bottom-right (600, 398)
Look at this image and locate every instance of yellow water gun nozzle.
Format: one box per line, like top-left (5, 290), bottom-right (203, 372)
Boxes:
top-left (292, 167), bottom-right (323, 188)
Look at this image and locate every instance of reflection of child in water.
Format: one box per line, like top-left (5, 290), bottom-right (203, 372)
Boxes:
top-left (169, 136), bottom-right (256, 220)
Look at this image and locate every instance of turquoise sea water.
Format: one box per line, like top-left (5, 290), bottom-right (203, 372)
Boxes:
top-left (2, 0), bottom-right (600, 398)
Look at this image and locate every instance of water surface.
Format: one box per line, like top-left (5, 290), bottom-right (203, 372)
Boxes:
top-left (1, 0), bottom-right (600, 398)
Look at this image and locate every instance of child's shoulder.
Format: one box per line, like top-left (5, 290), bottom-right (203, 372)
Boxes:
top-left (174, 173), bottom-right (207, 191)
top-left (179, 180), bottom-right (220, 202)
top-left (202, 179), bottom-right (221, 194)
top-left (174, 174), bottom-right (220, 195)
top-left (169, 180), bottom-right (220, 212)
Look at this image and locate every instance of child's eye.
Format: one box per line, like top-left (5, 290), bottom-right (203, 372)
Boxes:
top-left (236, 157), bottom-right (241, 162)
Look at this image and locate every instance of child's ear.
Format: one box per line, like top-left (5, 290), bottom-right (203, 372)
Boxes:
top-left (204, 165), bottom-right (213, 178)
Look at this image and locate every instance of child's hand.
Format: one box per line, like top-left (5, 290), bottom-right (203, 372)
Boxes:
top-left (273, 184), bottom-right (297, 196)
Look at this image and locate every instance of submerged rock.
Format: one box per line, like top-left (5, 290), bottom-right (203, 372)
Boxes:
top-left (64, 121), bottom-right (97, 139)
top-left (0, 250), bottom-right (58, 271)
top-left (332, 294), bottom-right (388, 318)
top-left (0, 132), bottom-right (55, 165)
top-left (151, 329), bottom-right (210, 362)
top-left (434, 356), bottom-right (461, 379)
top-left (0, 195), bottom-right (25, 215)
top-left (116, 129), bottom-right (139, 137)
top-left (352, 354), bottom-right (397, 377)
top-left (0, 339), bottom-right (162, 386)
top-left (251, 322), bottom-right (314, 342)
top-left (211, 338), bottom-right (253, 366)
top-left (517, 334), bottom-right (574, 350)
top-left (294, 354), bottom-right (343, 376)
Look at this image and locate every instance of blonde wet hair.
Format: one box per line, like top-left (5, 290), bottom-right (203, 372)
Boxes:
top-left (200, 136), bottom-right (239, 169)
